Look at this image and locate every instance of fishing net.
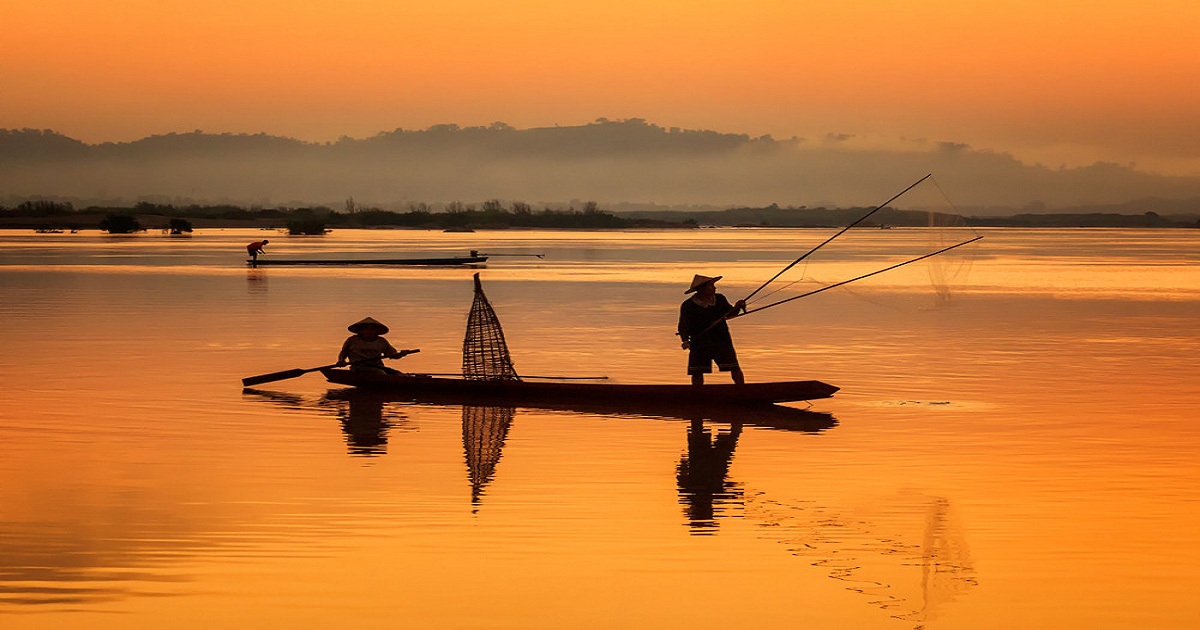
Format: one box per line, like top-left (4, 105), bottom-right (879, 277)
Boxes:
top-left (462, 273), bottom-right (521, 380)
top-left (919, 179), bottom-right (980, 303)
top-left (740, 174), bottom-right (981, 313)
top-left (462, 404), bottom-right (515, 506)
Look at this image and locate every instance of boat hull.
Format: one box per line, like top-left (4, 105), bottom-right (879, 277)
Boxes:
top-left (320, 369), bottom-right (838, 406)
top-left (247, 256), bottom-right (488, 266)
top-left (319, 386), bottom-right (837, 432)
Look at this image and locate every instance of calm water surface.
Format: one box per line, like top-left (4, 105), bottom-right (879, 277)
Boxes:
top-left (1, 227), bottom-right (1198, 629)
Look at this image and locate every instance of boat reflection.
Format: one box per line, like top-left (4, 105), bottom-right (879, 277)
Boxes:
top-left (246, 387), bottom-right (837, 532)
top-left (319, 386), bottom-right (838, 434)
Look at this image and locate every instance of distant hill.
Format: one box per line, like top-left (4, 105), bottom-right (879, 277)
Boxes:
top-left (619, 203), bottom-right (1200, 228)
top-left (5, 120), bottom-right (1200, 213)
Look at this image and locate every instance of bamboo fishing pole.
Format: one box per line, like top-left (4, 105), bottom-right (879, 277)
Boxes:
top-left (739, 235), bottom-right (983, 316)
top-left (686, 174), bottom-right (935, 341)
top-left (742, 173), bottom-right (932, 303)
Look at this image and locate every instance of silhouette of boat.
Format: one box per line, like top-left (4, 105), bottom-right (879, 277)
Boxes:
top-left (321, 384), bottom-right (837, 433)
top-left (247, 254), bottom-right (487, 266)
top-left (321, 368), bottom-right (838, 407)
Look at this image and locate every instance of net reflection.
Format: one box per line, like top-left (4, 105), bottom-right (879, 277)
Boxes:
top-left (915, 497), bottom-right (977, 624)
top-left (461, 405), bottom-right (515, 507)
top-left (247, 388), bottom-right (516, 501)
top-left (747, 492), bottom-right (977, 627)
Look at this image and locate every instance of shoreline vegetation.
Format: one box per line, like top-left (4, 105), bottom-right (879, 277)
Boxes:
top-left (3, 199), bottom-right (1199, 234)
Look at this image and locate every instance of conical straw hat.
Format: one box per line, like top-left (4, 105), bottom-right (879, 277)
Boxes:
top-left (348, 316), bottom-right (389, 334)
top-left (684, 274), bottom-right (722, 294)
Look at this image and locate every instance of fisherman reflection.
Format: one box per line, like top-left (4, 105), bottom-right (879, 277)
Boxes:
top-left (246, 267), bottom-right (267, 294)
top-left (334, 394), bottom-right (392, 456)
top-left (676, 418), bottom-right (744, 531)
top-left (242, 388), bottom-right (408, 456)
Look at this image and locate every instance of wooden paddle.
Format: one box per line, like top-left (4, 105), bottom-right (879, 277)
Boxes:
top-left (241, 349), bottom-right (420, 387)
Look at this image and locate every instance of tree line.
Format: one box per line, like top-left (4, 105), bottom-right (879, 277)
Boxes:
top-left (0, 199), bottom-right (693, 233)
top-left (5, 198), bottom-right (1197, 233)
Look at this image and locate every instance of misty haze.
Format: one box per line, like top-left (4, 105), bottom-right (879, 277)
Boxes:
top-left (4, 119), bottom-right (1200, 215)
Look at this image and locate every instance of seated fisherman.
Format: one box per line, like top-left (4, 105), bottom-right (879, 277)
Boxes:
top-left (336, 317), bottom-right (413, 374)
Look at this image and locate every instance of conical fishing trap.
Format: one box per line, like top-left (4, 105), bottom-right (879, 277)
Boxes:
top-left (462, 273), bottom-right (520, 381)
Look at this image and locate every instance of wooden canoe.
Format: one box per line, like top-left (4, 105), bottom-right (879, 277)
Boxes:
top-left (319, 385), bottom-right (838, 432)
top-left (320, 368), bottom-right (838, 406)
top-left (247, 255), bottom-right (488, 266)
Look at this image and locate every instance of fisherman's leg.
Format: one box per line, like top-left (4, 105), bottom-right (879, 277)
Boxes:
top-left (715, 344), bottom-right (743, 384)
top-left (730, 366), bottom-right (745, 385)
top-left (688, 348), bottom-right (712, 386)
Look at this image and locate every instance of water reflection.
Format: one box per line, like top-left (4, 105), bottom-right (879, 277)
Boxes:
top-left (914, 497), bottom-right (977, 624)
top-left (0, 533), bottom-right (179, 607)
top-left (245, 268), bottom-right (267, 294)
top-left (308, 391), bottom-right (516, 505)
top-left (748, 492), bottom-right (976, 628)
top-left (676, 419), bottom-right (743, 533)
top-left (461, 405), bottom-right (515, 507)
top-left (243, 388), bottom-right (304, 407)
top-left (243, 388), bottom-right (408, 456)
top-left (275, 387), bottom-right (835, 531)
top-left (335, 395), bottom-right (392, 456)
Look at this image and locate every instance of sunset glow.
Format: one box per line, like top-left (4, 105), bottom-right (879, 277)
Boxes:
top-left (5, 0), bottom-right (1199, 172)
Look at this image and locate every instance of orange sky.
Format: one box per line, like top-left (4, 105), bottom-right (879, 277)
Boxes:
top-left (4, 0), bottom-right (1199, 173)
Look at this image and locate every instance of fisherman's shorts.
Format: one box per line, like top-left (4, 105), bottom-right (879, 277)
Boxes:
top-left (687, 341), bottom-right (739, 375)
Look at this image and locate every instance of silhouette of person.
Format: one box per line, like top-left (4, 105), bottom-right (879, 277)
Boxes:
top-left (676, 418), bottom-right (743, 529)
top-left (677, 274), bottom-right (746, 385)
top-left (339, 395), bottom-right (389, 456)
top-left (336, 317), bottom-right (410, 374)
top-left (247, 239), bottom-right (269, 261)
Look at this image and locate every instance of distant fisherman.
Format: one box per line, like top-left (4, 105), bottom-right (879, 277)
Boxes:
top-left (677, 275), bottom-right (746, 386)
top-left (247, 239), bottom-right (269, 261)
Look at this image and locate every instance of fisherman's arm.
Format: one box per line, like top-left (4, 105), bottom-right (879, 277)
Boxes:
top-left (335, 338), bottom-right (353, 366)
top-left (678, 304), bottom-right (693, 349)
top-left (718, 294), bottom-right (746, 319)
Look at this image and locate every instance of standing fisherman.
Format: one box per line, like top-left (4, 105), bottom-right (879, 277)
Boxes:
top-left (247, 239), bottom-right (269, 261)
top-left (677, 275), bottom-right (746, 386)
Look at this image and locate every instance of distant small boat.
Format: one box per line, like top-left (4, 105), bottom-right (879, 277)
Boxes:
top-left (247, 254), bottom-right (488, 266)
